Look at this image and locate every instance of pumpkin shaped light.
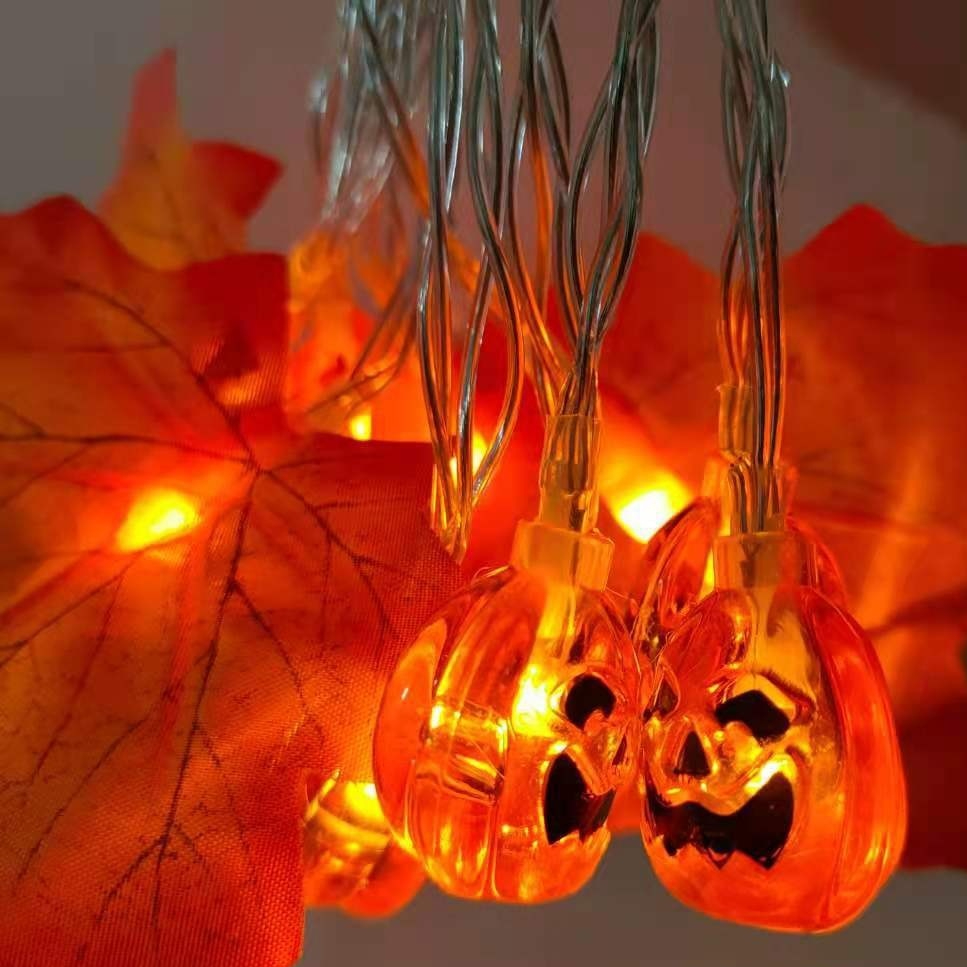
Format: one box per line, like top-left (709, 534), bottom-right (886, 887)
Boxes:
top-left (303, 771), bottom-right (424, 917)
top-left (638, 525), bottom-right (907, 931)
top-left (374, 416), bottom-right (644, 902)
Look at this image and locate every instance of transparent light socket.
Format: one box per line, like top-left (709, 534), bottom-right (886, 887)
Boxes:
top-left (713, 527), bottom-right (819, 591)
top-left (719, 459), bottom-right (795, 536)
top-left (511, 519), bottom-right (613, 592)
top-left (509, 412), bottom-right (613, 591)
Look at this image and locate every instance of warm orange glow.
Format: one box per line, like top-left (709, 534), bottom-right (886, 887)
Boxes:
top-left (639, 530), bottom-right (907, 932)
top-left (702, 552), bottom-right (715, 590)
top-left (609, 472), bottom-right (690, 543)
top-left (303, 771), bottom-right (424, 916)
top-left (512, 663), bottom-right (556, 728)
top-left (374, 560), bottom-right (643, 903)
top-left (448, 431), bottom-right (487, 477)
top-left (348, 409), bottom-right (372, 441)
top-left (117, 489), bottom-right (201, 551)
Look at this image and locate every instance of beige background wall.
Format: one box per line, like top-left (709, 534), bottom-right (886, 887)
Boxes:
top-left (3, 1), bottom-right (966, 266)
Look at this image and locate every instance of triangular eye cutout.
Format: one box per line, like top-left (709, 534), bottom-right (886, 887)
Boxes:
top-left (543, 754), bottom-right (615, 845)
top-left (675, 731), bottom-right (710, 777)
top-left (544, 755), bottom-right (588, 844)
top-left (564, 674), bottom-right (616, 728)
top-left (715, 690), bottom-right (790, 741)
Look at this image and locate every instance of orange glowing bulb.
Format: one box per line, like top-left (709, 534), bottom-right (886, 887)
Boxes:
top-left (449, 431), bottom-right (487, 477)
top-left (116, 489), bottom-right (200, 551)
top-left (303, 772), bottom-right (424, 917)
top-left (373, 518), bottom-right (643, 903)
top-left (701, 555), bottom-right (715, 593)
top-left (348, 409), bottom-right (373, 441)
top-left (608, 472), bottom-right (690, 544)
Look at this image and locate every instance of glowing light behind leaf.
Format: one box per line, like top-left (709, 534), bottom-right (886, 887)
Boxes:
top-left (449, 432), bottom-right (487, 477)
top-left (116, 489), bottom-right (201, 551)
top-left (348, 410), bottom-right (373, 441)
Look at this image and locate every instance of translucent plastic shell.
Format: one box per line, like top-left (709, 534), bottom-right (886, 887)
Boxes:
top-left (374, 560), bottom-right (642, 902)
top-left (631, 495), bottom-right (848, 660)
top-left (303, 773), bottom-right (424, 917)
top-left (638, 530), bottom-right (907, 931)
top-left (630, 497), bottom-right (718, 659)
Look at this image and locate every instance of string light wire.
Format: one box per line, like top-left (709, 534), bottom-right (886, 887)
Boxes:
top-left (716, 0), bottom-right (790, 534)
top-left (304, 0), bottom-right (661, 555)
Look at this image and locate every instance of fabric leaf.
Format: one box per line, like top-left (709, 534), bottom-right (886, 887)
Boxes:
top-left (0, 198), bottom-right (459, 967)
top-left (99, 50), bottom-right (281, 269)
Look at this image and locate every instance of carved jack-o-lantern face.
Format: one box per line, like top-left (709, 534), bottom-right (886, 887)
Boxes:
top-left (374, 565), bottom-right (642, 902)
top-left (644, 624), bottom-right (809, 871)
top-left (639, 534), bottom-right (906, 932)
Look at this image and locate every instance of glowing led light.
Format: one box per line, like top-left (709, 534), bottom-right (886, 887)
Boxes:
top-left (742, 757), bottom-right (787, 799)
top-left (703, 552), bottom-right (715, 590)
top-left (117, 489), bottom-right (201, 551)
top-left (611, 472), bottom-right (690, 543)
top-left (428, 702), bottom-right (447, 731)
top-left (513, 664), bottom-right (554, 728)
top-left (348, 409), bottom-right (372, 441)
top-left (757, 759), bottom-right (783, 785)
top-left (449, 431), bottom-right (487, 477)
top-left (472, 433), bottom-right (487, 471)
top-left (340, 780), bottom-right (385, 824)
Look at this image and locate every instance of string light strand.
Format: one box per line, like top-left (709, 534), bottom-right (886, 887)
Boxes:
top-left (716, 0), bottom-right (790, 532)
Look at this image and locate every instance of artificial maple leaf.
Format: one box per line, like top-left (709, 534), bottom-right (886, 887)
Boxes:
top-left (285, 204), bottom-right (438, 437)
top-left (602, 207), bottom-right (967, 867)
top-left (0, 198), bottom-right (459, 967)
top-left (99, 50), bottom-right (281, 269)
top-left (286, 229), bottom-right (363, 420)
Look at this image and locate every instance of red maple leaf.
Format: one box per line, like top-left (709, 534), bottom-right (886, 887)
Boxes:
top-left (99, 50), bottom-right (281, 269)
top-left (0, 198), bottom-right (459, 967)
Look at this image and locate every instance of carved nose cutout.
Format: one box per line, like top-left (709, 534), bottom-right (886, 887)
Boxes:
top-left (613, 736), bottom-right (628, 767)
top-left (644, 677), bottom-right (678, 721)
top-left (544, 754), bottom-right (615, 844)
top-left (715, 690), bottom-right (790, 741)
top-left (564, 675), bottom-right (616, 728)
top-left (675, 731), bottom-right (710, 777)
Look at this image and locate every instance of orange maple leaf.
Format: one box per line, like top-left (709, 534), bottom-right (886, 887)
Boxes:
top-left (0, 198), bottom-right (459, 967)
top-left (99, 50), bottom-right (281, 269)
top-left (601, 206), bottom-right (967, 868)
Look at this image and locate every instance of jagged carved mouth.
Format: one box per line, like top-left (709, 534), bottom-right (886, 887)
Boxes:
top-left (543, 753), bottom-right (615, 845)
top-left (646, 772), bottom-right (795, 869)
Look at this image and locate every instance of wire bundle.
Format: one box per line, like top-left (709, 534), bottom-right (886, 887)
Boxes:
top-left (302, 0), bottom-right (659, 556)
